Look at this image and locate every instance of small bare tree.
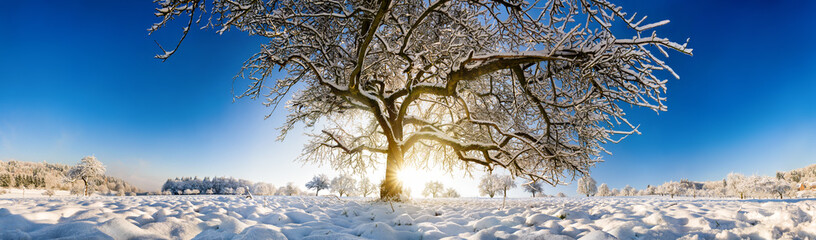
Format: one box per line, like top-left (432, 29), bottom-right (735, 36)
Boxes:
top-left (496, 175), bottom-right (516, 207)
top-left (151, 0), bottom-right (691, 200)
top-left (331, 174), bottom-right (357, 197)
top-left (422, 181), bottom-right (444, 198)
top-left (523, 181), bottom-right (543, 197)
top-left (357, 177), bottom-right (378, 197)
top-left (67, 156), bottom-right (106, 197)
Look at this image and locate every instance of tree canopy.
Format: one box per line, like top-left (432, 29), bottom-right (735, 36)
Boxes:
top-left (152, 0), bottom-right (691, 199)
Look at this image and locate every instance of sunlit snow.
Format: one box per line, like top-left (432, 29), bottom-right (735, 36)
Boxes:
top-left (1, 194), bottom-right (814, 239)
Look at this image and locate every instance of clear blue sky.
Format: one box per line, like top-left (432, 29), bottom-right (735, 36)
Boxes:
top-left (1, 0), bottom-right (814, 197)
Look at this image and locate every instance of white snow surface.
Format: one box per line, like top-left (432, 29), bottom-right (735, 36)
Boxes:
top-left (1, 195), bottom-right (815, 239)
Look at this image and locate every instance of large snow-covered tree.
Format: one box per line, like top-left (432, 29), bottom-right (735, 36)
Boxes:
top-left (576, 175), bottom-right (597, 197)
top-left (306, 174), bottom-right (331, 196)
top-left (67, 156), bottom-right (106, 196)
top-left (151, 0), bottom-right (691, 200)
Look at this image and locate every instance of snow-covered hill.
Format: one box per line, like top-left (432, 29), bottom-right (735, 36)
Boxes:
top-left (1, 195), bottom-right (814, 239)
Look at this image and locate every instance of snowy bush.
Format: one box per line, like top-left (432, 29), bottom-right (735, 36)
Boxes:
top-left (42, 189), bottom-right (55, 197)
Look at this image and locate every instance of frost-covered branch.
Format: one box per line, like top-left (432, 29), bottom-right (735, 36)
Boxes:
top-left (151, 0), bottom-right (692, 197)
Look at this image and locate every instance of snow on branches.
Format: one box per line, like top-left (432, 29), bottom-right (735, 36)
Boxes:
top-left (577, 175), bottom-right (597, 197)
top-left (151, 0), bottom-right (692, 199)
top-left (68, 156), bottom-right (106, 196)
top-left (331, 174), bottom-right (357, 197)
top-left (306, 174), bottom-right (331, 196)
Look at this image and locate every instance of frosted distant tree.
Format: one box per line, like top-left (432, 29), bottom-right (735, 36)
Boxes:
top-left (251, 182), bottom-right (276, 195)
top-left (611, 188), bottom-right (621, 196)
top-left (660, 181), bottom-right (682, 198)
top-left (281, 182), bottom-right (301, 196)
top-left (646, 185), bottom-right (657, 196)
top-left (622, 185), bottom-right (635, 196)
top-left (496, 175), bottom-right (517, 205)
top-left (67, 156), bottom-right (106, 196)
top-left (422, 181), bottom-right (444, 198)
top-left (755, 176), bottom-right (792, 199)
top-left (703, 181), bottom-right (725, 198)
top-left (306, 174), bottom-right (331, 196)
top-left (557, 192), bottom-right (567, 198)
top-left (523, 181), bottom-right (543, 197)
top-left (442, 188), bottom-right (460, 198)
top-left (726, 173), bottom-right (749, 199)
top-left (331, 174), bottom-right (357, 197)
top-left (151, 0), bottom-right (691, 200)
top-left (357, 177), bottom-right (378, 198)
top-left (597, 183), bottom-right (610, 197)
top-left (478, 174), bottom-right (500, 198)
top-left (576, 176), bottom-right (597, 197)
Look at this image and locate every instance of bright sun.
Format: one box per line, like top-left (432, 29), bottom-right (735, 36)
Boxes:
top-left (396, 166), bottom-right (450, 197)
top-left (397, 167), bottom-right (423, 188)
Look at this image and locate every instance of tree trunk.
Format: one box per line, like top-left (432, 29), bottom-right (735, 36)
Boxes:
top-left (315, 189), bottom-right (319, 196)
top-left (82, 178), bottom-right (89, 196)
top-left (381, 142), bottom-right (404, 200)
top-left (502, 188), bottom-right (507, 209)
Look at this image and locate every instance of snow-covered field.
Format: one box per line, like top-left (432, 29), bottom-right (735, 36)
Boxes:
top-left (1, 195), bottom-right (815, 240)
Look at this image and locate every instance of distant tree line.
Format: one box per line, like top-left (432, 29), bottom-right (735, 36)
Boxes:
top-left (161, 176), bottom-right (281, 196)
top-left (585, 173), bottom-right (802, 199)
top-left (0, 159), bottom-right (140, 195)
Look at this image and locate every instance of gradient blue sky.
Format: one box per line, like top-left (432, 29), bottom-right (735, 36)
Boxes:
top-left (1, 0), bottom-right (814, 197)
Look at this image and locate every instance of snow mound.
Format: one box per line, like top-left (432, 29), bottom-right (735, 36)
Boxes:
top-left (352, 222), bottom-right (396, 240)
